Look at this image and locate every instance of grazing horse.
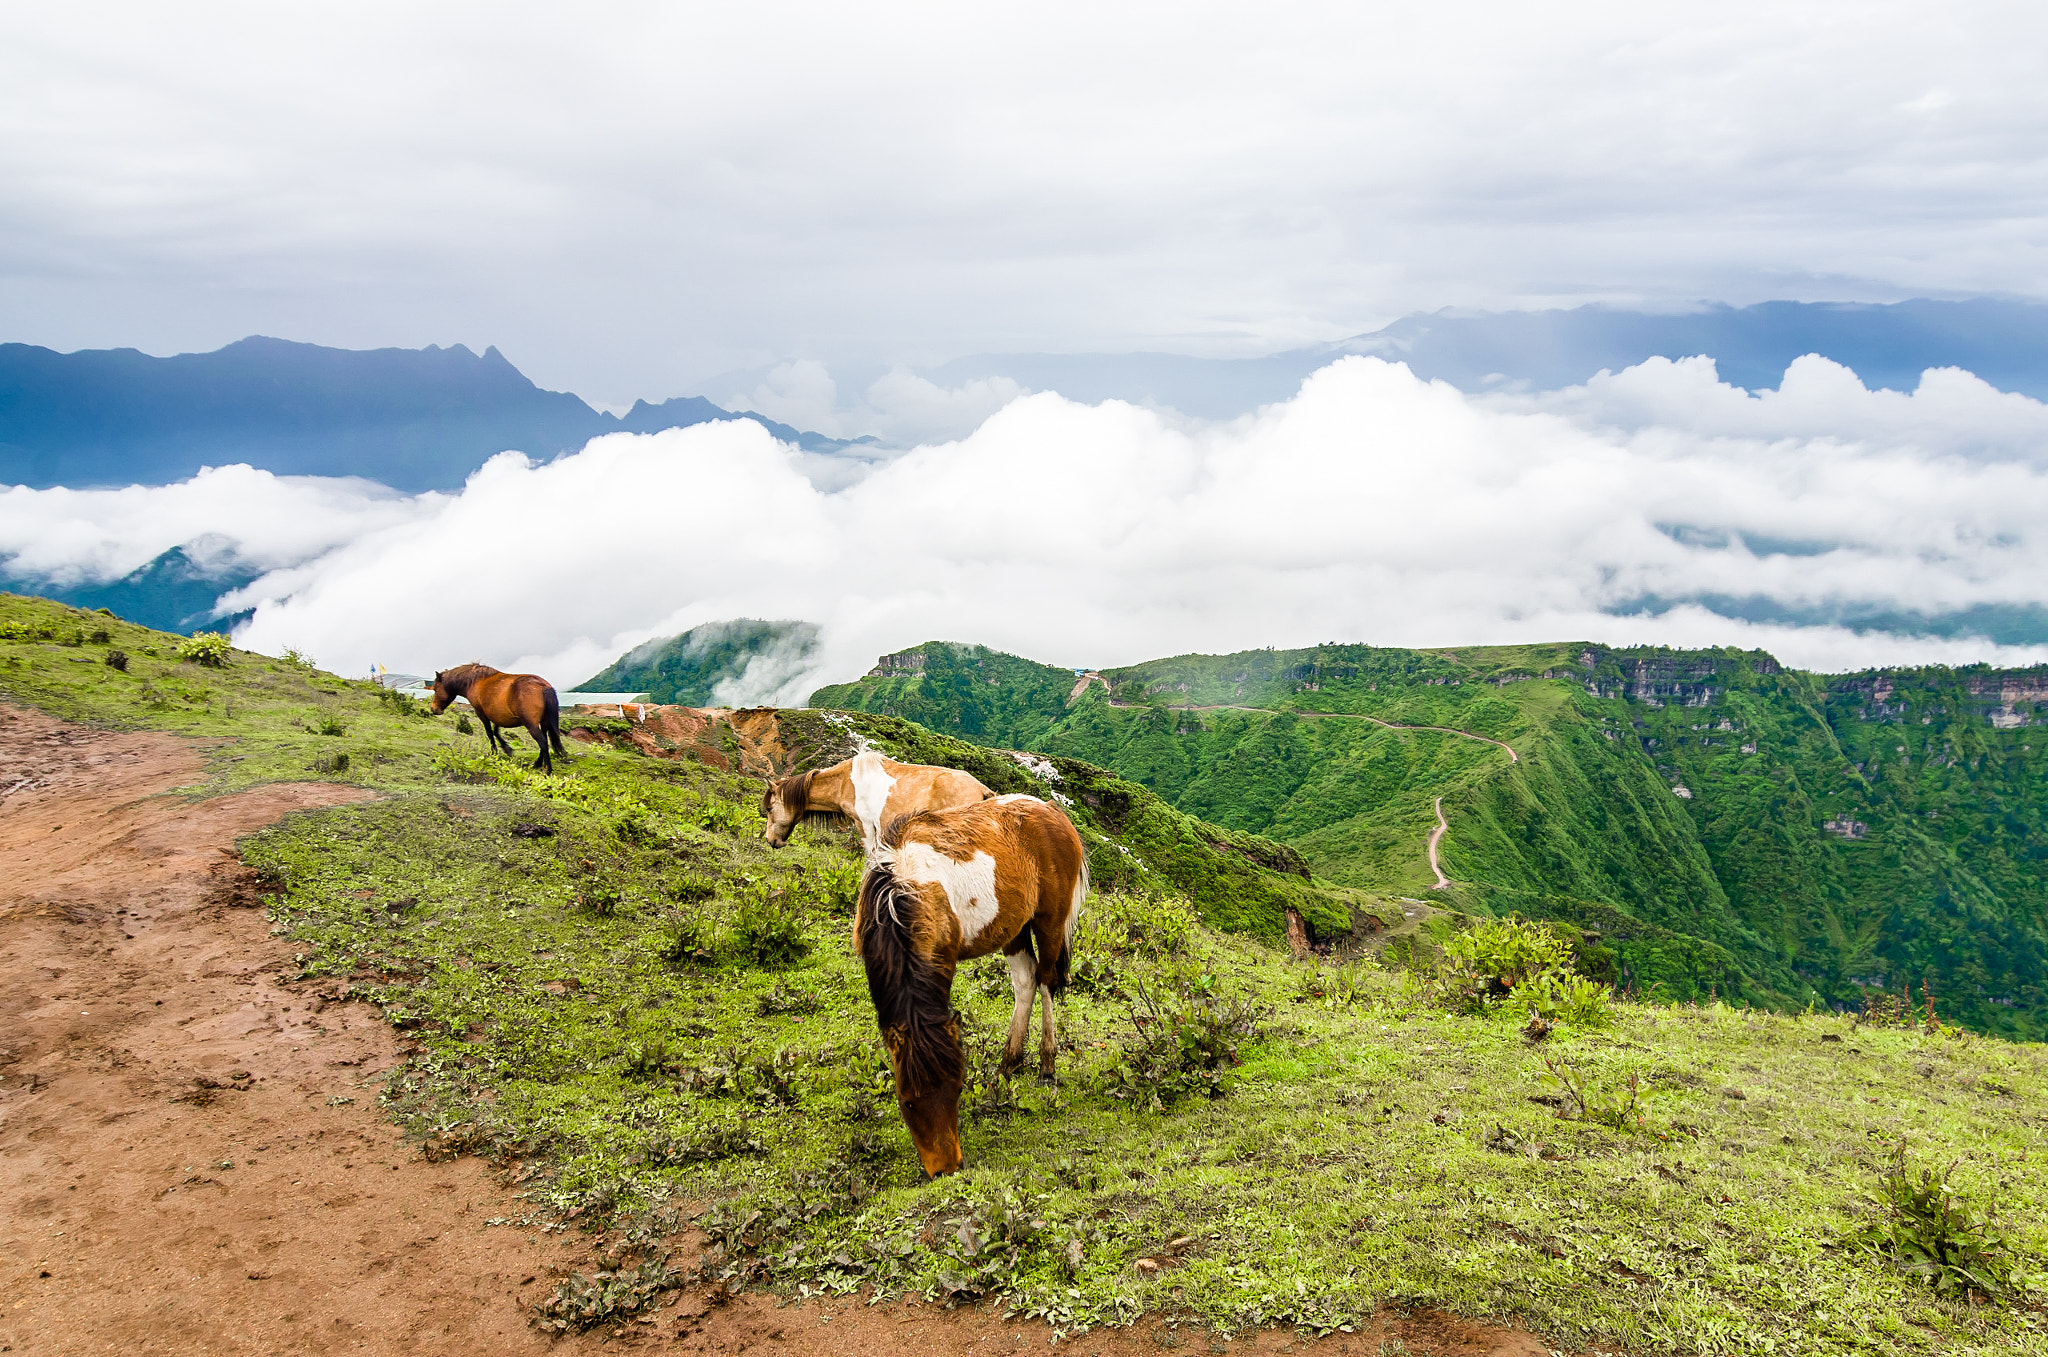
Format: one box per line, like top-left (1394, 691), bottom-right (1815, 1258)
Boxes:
top-left (430, 662), bottom-right (567, 773)
top-left (760, 750), bottom-right (993, 856)
top-left (856, 793), bottom-right (1087, 1176)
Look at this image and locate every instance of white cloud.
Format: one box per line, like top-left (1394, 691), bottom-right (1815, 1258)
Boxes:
top-left (0, 465), bottom-right (432, 583)
top-left (180, 357), bottom-right (2048, 687)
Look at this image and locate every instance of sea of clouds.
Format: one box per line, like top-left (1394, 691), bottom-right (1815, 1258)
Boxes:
top-left (5, 354), bottom-right (2048, 703)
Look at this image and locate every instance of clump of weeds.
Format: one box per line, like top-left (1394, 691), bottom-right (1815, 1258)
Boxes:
top-left (1855, 1139), bottom-right (2023, 1302)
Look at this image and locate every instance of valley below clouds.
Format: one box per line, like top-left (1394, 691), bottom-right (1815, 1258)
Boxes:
top-left (7, 353), bottom-right (2048, 694)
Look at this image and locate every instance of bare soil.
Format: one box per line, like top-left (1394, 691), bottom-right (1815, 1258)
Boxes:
top-left (0, 704), bottom-right (1556, 1356)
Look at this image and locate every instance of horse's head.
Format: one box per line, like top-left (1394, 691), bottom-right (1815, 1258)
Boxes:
top-left (759, 772), bottom-right (811, 847)
top-left (881, 1017), bottom-right (964, 1177)
top-left (428, 669), bottom-right (457, 715)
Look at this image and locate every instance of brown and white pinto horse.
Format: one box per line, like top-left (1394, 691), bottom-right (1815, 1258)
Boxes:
top-left (430, 663), bottom-right (567, 773)
top-left (856, 793), bottom-right (1087, 1176)
top-left (760, 750), bottom-right (993, 856)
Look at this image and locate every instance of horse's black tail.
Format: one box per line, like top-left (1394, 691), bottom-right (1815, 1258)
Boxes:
top-left (544, 685), bottom-right (565, 756)
top-left (1049, 855), bottom-right (1085, 1000)
top-left (856, 860), bottom-right (960, 1087)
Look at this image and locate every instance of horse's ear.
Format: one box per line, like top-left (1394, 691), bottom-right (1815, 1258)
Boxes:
top-left (944, 1013), bottom-right (961, 1042)
top-left (881, 1026), bottom-right (907, 1057)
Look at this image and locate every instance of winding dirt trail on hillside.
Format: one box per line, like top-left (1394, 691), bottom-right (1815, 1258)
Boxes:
top-left (1155, 703), bottom-right (1516, 889)
top-left (0, 702), bottom-right (1552, 1357)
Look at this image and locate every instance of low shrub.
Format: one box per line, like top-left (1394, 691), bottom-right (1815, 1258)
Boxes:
top-left (1515, 970), bottom-right (1613, 1028)
top-left (1856, 1140), bottom-right (2018, 1301)
top-left (636, 1125), bottom-right (766, 1168)
top-left (732, 886), bottom-right (809, 967)
top-left (176, 632), bottom-right (232, 667)
top-left (104, 649), bottom-right (129, 672)
top-left (1105, 978), bottom-right (1269, 1112)
top-left (1540, 1056), bottom-right (1644, 1132)
top-left (534, 1256), bottom-right (681, 1334)
top-left (655, 909), bottom-right (718, 965)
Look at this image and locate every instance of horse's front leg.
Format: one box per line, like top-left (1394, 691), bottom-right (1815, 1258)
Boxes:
top-left (1001, 947), bottom-right (1036, 1074)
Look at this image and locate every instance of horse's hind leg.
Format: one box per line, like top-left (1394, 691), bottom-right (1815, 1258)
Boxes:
top-left (527, 721), bottom-right (551, 773)
top-left (1001, 939), bottom-right (1036, 1075)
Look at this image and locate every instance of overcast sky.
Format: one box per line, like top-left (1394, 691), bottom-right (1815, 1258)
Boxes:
top-left (5, 2), bottom-right (2048, 408)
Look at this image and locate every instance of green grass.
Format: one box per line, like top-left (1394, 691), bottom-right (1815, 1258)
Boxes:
top-left (7, 591), bottom-right (2048, 1349)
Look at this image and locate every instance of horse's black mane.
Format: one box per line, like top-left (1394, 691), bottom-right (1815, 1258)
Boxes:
top-left (856, 862), bottom-right (961, 1094)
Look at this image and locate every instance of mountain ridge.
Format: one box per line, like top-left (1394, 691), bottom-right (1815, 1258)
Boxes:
top-left (0, 334), bottom-right (861, 493)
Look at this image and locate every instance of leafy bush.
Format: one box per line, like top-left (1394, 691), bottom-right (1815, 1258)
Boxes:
top-left (315, 715), bottom-right (348, 737)
top-left (1079, 890), bottom-right (1198, 956)
top-left (1448, 915), bottom-right (1613, 1025)
top-left (1106, 978), bottom-right (1268, 1112)
top-left (732, 886), bottom-right (809, 966)
top-left (104, 649), bottom-right (129, 672)
top-left (455, 713), bottom-right (475, 734)
top-left (1515, 970), bottom-right (1613, 1028)
top-left (176, 632), bottom-right (232, 667)
top-left (1856, 1140), bottom-right (2018, 1301)
top-left (1448, 916), bottom-right (1571, 1001)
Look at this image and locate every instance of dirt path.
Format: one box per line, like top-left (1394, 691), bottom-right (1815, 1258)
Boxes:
top-left (0, 703), bottom-right (1554, 1356)
top-left (1427, 796), bottom-right (1452, 891)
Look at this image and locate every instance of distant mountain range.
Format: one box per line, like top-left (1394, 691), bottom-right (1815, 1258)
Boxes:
top-left (0, 335), bottom-right (864, 493)
top-left (925, 298), bottom-right (2048, 418)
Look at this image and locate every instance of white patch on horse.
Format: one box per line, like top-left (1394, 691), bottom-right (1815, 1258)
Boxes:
top-left (849, 750), bottom-right (899, 853)
top-left (894, 844), bottom-right (1001, 947)
top-left (994, 793), bottom-right (1040, 805)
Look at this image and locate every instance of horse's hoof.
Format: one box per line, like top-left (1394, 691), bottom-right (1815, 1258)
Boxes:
top-left (1036, 1070), bottom-right (1057, 1087)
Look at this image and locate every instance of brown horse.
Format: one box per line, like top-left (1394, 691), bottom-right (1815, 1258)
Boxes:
top-left (760, 750), bottom-right (993, 856)
top-left (430, 662), bottom-right (567, 773)
top-left (856, 793), bottom-right (1087, 1176)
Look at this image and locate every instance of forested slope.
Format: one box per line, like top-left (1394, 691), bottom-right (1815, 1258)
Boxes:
top-left (812, 640), bottom-right (2048, 1037)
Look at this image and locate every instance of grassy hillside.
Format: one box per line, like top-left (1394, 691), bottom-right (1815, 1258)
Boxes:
top-left (5, 591), bottom-right (2047, 1350)
top-left (812, 640), bottom-right (2048, 1038)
